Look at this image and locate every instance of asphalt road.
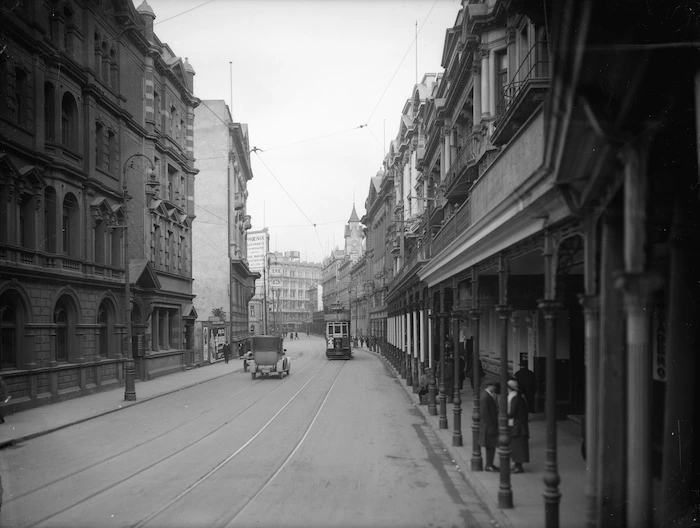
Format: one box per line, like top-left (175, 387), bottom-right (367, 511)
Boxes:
top-left (0, 337), bottom-right (496, 528)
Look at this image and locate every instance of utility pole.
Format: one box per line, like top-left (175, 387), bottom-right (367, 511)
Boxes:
top-left (121, 153), bottom-right (154, 402)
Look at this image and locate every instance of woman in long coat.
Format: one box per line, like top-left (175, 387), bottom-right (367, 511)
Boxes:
top-left (507, 379), bottom-right (530, 473)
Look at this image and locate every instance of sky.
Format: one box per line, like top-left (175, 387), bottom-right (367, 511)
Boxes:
top-left (142, 0), bottom-right (461, 263)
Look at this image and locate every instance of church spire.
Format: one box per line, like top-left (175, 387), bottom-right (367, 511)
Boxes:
top-left (348, 204), bottom-right (360, 223)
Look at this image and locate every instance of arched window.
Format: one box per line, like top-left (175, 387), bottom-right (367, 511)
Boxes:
top-left (54, 299), bottom-right (69, 362)
top-left (43, 186), bottom-right (57, 253)
top-left (62, 192), bottom-right (79, 256)
top-left (0, 293), bottom-right (19, 369)
top-left (61, 92), bottom-right (78, 150)
top-left (97, 301), bottom-right (111, 357)
top-left (44, 82), bottom-right (56, 141)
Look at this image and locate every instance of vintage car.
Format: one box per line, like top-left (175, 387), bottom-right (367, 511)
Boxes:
top-left (246, 335), bottom-right (290, 379)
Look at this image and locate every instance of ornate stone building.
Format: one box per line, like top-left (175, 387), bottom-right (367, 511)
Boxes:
top-left (265, 251), bottom-right (321, 335)
top-left (0, 0), bottom-right (198, 410)
top-left (321, 206), bottom-right (364, 313)
top-left (370, 0), bottom-right (700, 526)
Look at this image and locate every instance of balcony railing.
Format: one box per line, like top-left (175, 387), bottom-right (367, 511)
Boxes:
top-left (493, 40), bottom-right (550, 144)
top-left (0, 244), bottom-right (125, 280)
top-left (390, 242), bottom-right (429, 289)
top-left (443, 141), bottom-right (475, 194)
top-left (430, 198), bottom-right (471, 256)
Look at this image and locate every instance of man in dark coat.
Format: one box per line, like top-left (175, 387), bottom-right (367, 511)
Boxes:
top-left (222, 342), bottom-right (231, 364)
top-left (478, 380), bottom-right (500, 471)
top-left (514, 360), bottom-right (536, 413)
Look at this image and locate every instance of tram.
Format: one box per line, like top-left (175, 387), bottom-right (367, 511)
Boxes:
top-left (324, 304), bottom-right (352, 360)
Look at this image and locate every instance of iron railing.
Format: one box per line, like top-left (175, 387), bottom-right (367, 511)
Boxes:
top-left (495, 40), bottom-right (550, 126)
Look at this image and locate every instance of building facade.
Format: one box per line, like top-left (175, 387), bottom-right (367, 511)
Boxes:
top-left (246, 228), bottom-right (269, 335)
top-left (192, 100), bottom-right (257, 355)
top-left (0, 0), bottom-right (197, 410)
top-left (266, 251), bottom-right (321, 335)
top-left (364, 0), bottom-right (700, 526)
top-left (321, 206), bottom-right (364, 315)
top-left (360, 169), bottom-right (394, 356)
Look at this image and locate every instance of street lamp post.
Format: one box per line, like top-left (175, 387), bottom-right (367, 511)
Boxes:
top-left (262, 261), bottom-right (268, 334)
top-left (122, 153), bottom-right (154, 402)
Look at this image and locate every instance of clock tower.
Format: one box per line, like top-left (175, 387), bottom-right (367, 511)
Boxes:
top-left (344, 204), bottom-right (363, 261)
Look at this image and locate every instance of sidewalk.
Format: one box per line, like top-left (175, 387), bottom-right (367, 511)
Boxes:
top-left (0, 359), bottom-right (241, 449)
top-left (370, 347), bottom-right (587, 528)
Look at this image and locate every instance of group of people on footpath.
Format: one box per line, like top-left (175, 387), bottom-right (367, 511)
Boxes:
top-left (417, 348), bottom-right (536, 475)
top-left (353, 335), bottom-right (378, 351)
top-left (284, 332), bottom-right (299, 340)
top-left (479, 359), bottom-right (535, 473)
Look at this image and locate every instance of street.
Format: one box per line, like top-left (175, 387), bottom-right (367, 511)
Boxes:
top-left (0, 336), bottom-right (496, 528)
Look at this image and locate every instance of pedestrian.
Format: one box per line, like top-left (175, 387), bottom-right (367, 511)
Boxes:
top-left (222, 341), bottom-right (231, 364)
top-left (360, 335), bottom-right (364, 348)
top-left (457, 346), bottom-right (466, 391)
top-left (478, 380), bottom-right (500, 472)
top-left (514, 358), bottom-right (536, 413)
top-left (443, 353), bottom-right (454, 402)
top-left (507, 379), bottom-right (530, 473)
top-left (295, 332), bottom-right (298, 340)
top-left (417, 368), bottom-right (430, 404)
top-left (0, 375), bottom-right (9, 424)
top-left (464, 345), bottom-right (485, 396)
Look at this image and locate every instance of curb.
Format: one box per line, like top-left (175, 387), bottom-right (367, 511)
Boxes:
top-left (0, 367), bottom-right (241, 450)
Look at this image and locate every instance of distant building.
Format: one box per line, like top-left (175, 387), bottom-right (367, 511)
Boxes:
top-left (192, 100), bottom-right (258, 361)
top-left (266, 251), bottom-right (321, 334)
top-left (246, 229), bottom-right (269, 334)
top-left (321, 206), bottom-right (365, 311)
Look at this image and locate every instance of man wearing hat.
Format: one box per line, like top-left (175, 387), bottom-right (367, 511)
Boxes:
top-left (514, 355), bottom-right (536, 413)
top-left (478, 380), bottom-right (500, 471)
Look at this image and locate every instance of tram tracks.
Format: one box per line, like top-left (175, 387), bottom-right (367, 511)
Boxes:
top-left (10, 353), bottom-right (327, 528)
top-left (133, 359), bottom-right (348, 528)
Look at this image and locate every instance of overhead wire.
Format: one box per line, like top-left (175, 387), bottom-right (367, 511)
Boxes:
top-left (365, 0), bottom-right (441, 125)
top-left (252, 151), bottom-right (326, 257)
